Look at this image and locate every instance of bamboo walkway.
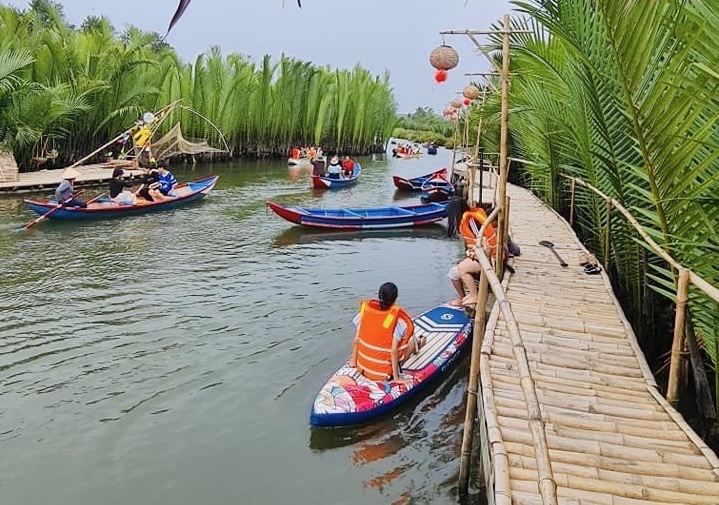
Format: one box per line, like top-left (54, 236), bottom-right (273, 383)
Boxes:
top-left (0, 163), bottom-right (144, 194)
top-left (479, 183), bottom-right (719, 504)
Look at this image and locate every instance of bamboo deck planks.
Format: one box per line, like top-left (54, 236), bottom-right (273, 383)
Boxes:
top-left (480, 184), bottom-right (719, 504)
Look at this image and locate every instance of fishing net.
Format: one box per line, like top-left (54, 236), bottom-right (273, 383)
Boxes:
top-left (150, 123), bottom-right (226, 160)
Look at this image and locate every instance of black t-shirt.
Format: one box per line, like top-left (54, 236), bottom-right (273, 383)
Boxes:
top-left (108, 177), bottom-right (134, 198)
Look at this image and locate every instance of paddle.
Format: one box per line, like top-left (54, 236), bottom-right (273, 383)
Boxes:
top-left (539, 240), bottom-right (568, 267)
top-left (20, 189), bottom-right (85, 231)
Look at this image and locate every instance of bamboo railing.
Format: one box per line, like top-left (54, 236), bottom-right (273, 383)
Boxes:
top-left (458, 208), bottom-right (559, 505)
top-left (562, 175), bottom-right (719, 408)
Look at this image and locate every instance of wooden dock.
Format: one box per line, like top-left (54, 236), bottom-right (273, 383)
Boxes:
top-left (477, 183), bottom-right (719, 504)
top-left (0, 162), bottom-right (144, 195)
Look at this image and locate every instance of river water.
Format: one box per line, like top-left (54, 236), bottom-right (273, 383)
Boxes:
top-left (0, 148), bottom-right (486, 505)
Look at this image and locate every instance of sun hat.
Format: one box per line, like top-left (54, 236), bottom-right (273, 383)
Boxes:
top-left (62, 167), bottom-right (81, 179)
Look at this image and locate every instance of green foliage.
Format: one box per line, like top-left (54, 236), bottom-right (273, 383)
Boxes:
top-left (506, 0), bottom-right (719, 373)
top-left (0, 4), bottom-right (397, 168)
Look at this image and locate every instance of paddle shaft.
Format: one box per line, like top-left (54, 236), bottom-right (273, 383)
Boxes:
top-left (541, 241), bottom-right (568, 267)
top-left (22, 189), bottom-right (85, 231)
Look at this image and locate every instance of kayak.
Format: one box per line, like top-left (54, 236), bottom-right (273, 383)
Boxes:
top-left (310, 303), bottom-right (472, 427)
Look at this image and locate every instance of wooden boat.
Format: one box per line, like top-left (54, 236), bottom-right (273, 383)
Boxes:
top-left (396, 152), bottom-right (421, 159)
top-left (310, 303), bottom-right (472, 427)
top-left (420, 174), bottom-right (455, 203)
top-left (24, 175), bottom-right (219, 220)
top-left (266, 200), bottom-right (448, 230)
top-left (393, 168), bottom-right (448, 191)
top-left (311, 162), bottom-right (361, 189)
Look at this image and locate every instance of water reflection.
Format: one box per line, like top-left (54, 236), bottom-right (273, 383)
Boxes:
top-left (271, 224), bottom-right (449, 248)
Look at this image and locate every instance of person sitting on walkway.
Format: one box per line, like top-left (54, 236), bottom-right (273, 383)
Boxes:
top-left (349, 282), bottom-right (425, 384)
top-left (54, 168), bottom-right (87, 208)
top-left (326, 156), bottom-right (342, 179)
top-left (446, 199), bottom-right (497, 307)
top-left (156, 160), bottom-right (178, 197)
top-left (109, 168), bottom-right (137, 205)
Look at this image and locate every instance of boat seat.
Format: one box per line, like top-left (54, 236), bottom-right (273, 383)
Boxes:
top-left (342, 209), bottom-right (364, 217)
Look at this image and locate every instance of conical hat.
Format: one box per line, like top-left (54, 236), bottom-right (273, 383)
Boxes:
top-left (62, 168), bottom-right (80, 179)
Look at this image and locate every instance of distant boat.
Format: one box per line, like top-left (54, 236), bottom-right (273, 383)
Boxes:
top-left (311, 162), bottom-right (361, 189)
top-left (420, 174), bottom-right (455, 203)
top-left (266, 200), bottom-right (448, 230)
top-left (396, 152), bottom-right (421, 159)
top-left (288, 157), bottom-right (312, 166)
top-left (24, 175), bottom-right (219, 220)
top-left (427, 144), bottom-right (438, 155)
top-left (393, 168), bottom-right (448, 191)
top-left (309, 303), bottom-right (472, 427)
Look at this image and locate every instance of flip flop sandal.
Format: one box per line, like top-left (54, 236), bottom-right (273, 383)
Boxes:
top-left (584, 264), bottom-right (602, 275)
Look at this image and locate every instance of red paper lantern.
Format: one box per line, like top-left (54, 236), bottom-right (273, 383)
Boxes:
top-left (434, 69), bottom-right (448, 83)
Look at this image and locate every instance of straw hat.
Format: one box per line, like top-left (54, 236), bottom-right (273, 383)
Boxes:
top-left (62, 168), bottom-right (80, 179)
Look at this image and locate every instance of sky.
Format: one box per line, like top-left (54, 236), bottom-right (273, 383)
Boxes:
top-left (4, 0), bottom-right (514, 114)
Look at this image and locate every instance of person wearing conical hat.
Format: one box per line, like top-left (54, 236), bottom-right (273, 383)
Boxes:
top-left (54, 167), bottom-right (87, 208)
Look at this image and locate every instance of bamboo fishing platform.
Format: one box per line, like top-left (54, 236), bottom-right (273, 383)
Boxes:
top-left (476, 183), bottom-right (719, 504)
top-left (0, 163), bottom-right (144, 195)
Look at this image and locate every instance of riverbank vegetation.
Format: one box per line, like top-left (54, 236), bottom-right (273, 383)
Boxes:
top-left (0, 1), bottom-right (398, 171)
top-left (468, 0), bottom-right (719, 443)
top-left (393, 107), bottom-right (454, 146)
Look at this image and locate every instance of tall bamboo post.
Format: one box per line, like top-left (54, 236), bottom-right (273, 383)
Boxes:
top-left (494, 14), bottom-right (511, 278)
top-left (604, 199), bottom-right (612, 266)
top-left (458, 272), bottom-right (489, 495)
top-left (668, 268), bottom-right (690, 406)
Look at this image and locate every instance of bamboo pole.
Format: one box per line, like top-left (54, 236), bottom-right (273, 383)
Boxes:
top-left (561, 175), bottom-right (719, 306)
top-left (494, 14), bottom-right (511, 279)
top-left (604, 199), bottom-right (612, 266)
top-left (459, 272), bottom-right (489, 495)
top-left (667, 268), bottom-right (690, 406)
top-left (569, 178), bottom-right (576, 225)
top-left (474, 247), bottom-right (558, 505)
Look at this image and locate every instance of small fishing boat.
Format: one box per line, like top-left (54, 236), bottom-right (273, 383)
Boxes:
top-left (420, 174), bottom-right (455, 203)
top-left (266, 200), bottom-right (448, 230)
top-left (310, 303), bottom-right (472, 427)
top-left (393, 168), bottom-right (448, 191)
top-left (396, 152), bottom-right (421, 159)
top-left (24, 175), bottom-right (219, 220)
top-left (311, 162), bottom-right (361, 189)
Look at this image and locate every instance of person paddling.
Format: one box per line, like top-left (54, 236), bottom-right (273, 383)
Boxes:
top-left (54, 168), bottom-right (87, 208)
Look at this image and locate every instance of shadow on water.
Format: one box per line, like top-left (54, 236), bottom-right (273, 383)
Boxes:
top-left (271, 223), bottom-right (449, 248)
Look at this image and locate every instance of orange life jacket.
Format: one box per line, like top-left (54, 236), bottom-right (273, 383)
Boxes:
top-left (355, 300), bottom-right (415, 381)
top-left (291, 148), bottom-right (300, 159)
top-left (459, 208), bottom-right (497, 250)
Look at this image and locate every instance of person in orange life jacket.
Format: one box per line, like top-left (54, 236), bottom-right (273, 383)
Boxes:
top-left (341, 156), bottom-right (354, 177)
top-left (349, 282), bottom-right (425, 385)
top-left (445, 199), bottom-right (498, 307)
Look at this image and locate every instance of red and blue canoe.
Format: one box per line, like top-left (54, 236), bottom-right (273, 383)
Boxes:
top-left (311, 163), bottom-right (361, 189)
top-left (393, 168), bottom-right (448, 191)
top-left (310, 303), bottom-right (472, 427)
top-left (24, 175), bottom-right (219, 220)
top-left (420, 174), bottom-right (455, 203)
top-left (266, 200), bottom-right (448, 229)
